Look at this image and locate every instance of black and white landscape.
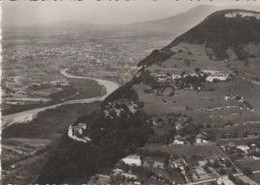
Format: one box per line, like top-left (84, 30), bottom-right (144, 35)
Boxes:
top-left (2, 3), bottom-right (260, 185)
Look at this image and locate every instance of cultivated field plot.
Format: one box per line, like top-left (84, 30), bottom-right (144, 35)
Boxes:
top-left (2, 138), bottom-right (52, 165)
top-left (237, 160), bottom-right (260, 171)
top-left (249, 173), bottom-right (260, 183)
top-left (1, 101), bottom-right (101, 184)
top-left (2, 138), bottom-right (51, 149)
top-left (217, 138), bottom-right (260, 146)
top-left (144, 144), bottom-right (225, 158)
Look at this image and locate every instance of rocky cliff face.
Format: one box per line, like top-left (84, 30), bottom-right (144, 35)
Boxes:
top-left (37, 9), bottom-right (260, 184)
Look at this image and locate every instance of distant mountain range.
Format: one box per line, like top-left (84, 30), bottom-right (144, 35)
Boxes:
top-left (125, 5), bottom-right (260, 36)
top-left (37, 9), bottom-right (260, 184)
top-left (4, 5), bottom-right (260, 35)
top-left (126, 5), bottom-right (219, 34)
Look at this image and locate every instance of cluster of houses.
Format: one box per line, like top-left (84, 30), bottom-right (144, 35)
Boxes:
top-left (89, 147), bottom-right (260, 185)
top-left (28, 80), bottom-right (69, 91)
top-left (221, 143), bottom-right (260, 160)
top-left (88, 142), bottom-right (260, 184)
top-left (102, 153), bottom-right (225, 185)
top-left (224, 95), bottom-right (254, 111)
top-left (208, 157), bottom-right (234, 173)
top-left (171, 133), bottom-right (209, 146)
top-left (217, 176), bottom-right (236, 185)
top-left (151, 69), bottom-right (231, 84)
top-left (113, 154), bottom-right (188, 184)
top-left (225, 11), bottom-right (260, 20)
top-left (147, 69), bottom-right (232, 98)
top-left (202, 70), bottom-right (231, 83)
top-left (195, 134), bottom-right (209, 145)
top-left (67, 123), bottom-right (91, 143)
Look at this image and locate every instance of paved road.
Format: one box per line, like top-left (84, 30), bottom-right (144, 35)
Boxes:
top-left (186, 171), bottom-right (260, 185)
top-left (2, 69), bottom-right (119, 129)
top-left (186, 163), bottom-right (260, 185)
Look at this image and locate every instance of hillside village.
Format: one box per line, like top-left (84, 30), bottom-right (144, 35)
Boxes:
top-left (61, 9), bottom-right (260, 185)
top-left (225, 10), bottom-right (260, 19)
top-left (88, 141), bottom-right (260, 185)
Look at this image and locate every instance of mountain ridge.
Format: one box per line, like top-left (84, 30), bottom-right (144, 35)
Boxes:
top-left (37, 9), bottom-right (260, 184)
top-left (138, 9), bottom-right (260, 67)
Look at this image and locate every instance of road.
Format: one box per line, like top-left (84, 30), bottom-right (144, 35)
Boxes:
top-left (215, 144), bottom-right (242, 174)
top-left (2, 68), bottom-right (120, 129)
top-left (186, 145), bottom-right (260, 185)
top-left (186, 171), bottom-right (260, 185)
top-left (242, 76), bottom-right (260, 86)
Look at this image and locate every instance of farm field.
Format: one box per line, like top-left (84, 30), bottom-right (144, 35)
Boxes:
top-left (143, 144), bottom-right (225, 158)
top-left (1, 101), bottom-right (101, 184)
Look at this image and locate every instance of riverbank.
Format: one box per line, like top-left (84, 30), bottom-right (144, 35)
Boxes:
top-left (2, 69), bottom-right (119, 129)
top-left (2, 74), bottom-right (104, 115)
top-left (1, 70), bottom-right (119, 184)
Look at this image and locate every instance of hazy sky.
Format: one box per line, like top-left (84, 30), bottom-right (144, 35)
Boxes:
top-left (2, 0), bottom-right (260, 25)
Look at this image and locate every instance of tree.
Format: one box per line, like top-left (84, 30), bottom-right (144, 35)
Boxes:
top-left (242, 167), bottom-right (253, 175)
top-left (195, 68), bottom-right (201, 74)
top-left (228, 172), bottom-right (236, 183)
top-left (219, 168), bottom-right (226, 175)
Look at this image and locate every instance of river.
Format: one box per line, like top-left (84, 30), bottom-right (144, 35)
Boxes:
top-left (2, 69), bottom-right (120, 129)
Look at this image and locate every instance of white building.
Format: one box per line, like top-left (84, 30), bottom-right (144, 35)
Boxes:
top-left (217, 176), bottom-right (235, 185)
top-left (121, 154), bottom-right (141, 166)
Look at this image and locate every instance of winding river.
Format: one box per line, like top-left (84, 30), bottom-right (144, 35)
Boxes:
top-left (2, 69), bottom-right (120, 129)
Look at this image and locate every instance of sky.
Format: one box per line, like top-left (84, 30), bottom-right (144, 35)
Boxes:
top-left (2, 0), bottom-right (260, 25)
